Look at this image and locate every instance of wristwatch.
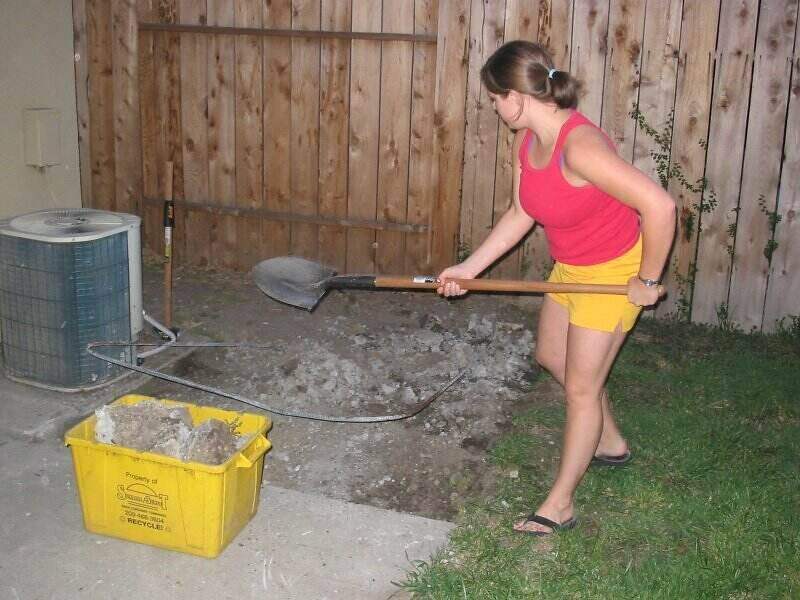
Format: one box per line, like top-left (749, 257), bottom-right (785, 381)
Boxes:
top-left (637, 276), bottom-right (660, 287)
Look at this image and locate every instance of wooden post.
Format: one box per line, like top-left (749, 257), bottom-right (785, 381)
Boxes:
top-left (163, 161), bottom-right (175, 330)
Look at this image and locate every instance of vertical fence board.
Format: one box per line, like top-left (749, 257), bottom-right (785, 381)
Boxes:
top-left (430, 0), bottom-right (471, 269)
top-left (318, 0), bottom-right (351, 273)
top-left (692, 0), bottom-right (758, 325)
top-left (153, 0), bottom-right (182, 260)
top-left (729, 0), bottom-right (798, 330)
top-left (179, 0), bottom-right (210, 267)
top-left (461, 0), bottom-right (505, 275)
top-left (517, 0), bottom-right (573, 280)
top-left (207, 0), bottom-right (236, 269)
top-left (263, 0), bottom-right (292, 260)
top-left (501, 0), bottom-right (541, 280)
top-left (73, 0), bottom-right (93, 207)
top-left (112, 0), bottom-right (142, 218)
top-left (290, 0), bottom-right (321, 260)
top-left (632, 0), bottom-right (681, 319)
top-left (234, 0), bottom-right (263, 270)
top-left (538, 0), bottom-right (573, 67)
top-left (570, 0), bottom-right (609, 124)
top-left (375, 0), bottom-right (414, 274)
top-left (601, 0), bottom-right (645, 161)
top-left (632, 0), bottom-right (681, 181)
top-left (347, 0), bottom-right (382, 272)
top-left (656, 0), bottom-right (719, 319)
top-left (763, 17), bottom-right (800, 329)
top-left (137, 0), bottom-right (159, 255)
top-left (405, 0), bottom-right (439, 273)
top-left (87, 0), bottom-right (116, 211)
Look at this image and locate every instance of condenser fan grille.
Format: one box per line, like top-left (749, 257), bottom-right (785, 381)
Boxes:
top-left (4, 209), bottom-right (135, 241)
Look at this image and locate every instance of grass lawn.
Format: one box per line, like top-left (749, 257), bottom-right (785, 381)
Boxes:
top-left (401, 318), bottom-right (800, 599)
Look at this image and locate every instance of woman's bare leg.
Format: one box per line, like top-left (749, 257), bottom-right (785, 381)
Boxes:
top-left (533, 297), bottom-right (628, 459)
top-left (515, 319), bottom-right (627, 533)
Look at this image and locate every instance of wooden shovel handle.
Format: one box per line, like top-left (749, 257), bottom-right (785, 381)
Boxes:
top-left (374, 276), bottom-right (629, 295)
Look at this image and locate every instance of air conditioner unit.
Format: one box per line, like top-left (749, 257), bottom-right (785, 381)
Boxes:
top-left (0, 208), bottom-right (143, 391)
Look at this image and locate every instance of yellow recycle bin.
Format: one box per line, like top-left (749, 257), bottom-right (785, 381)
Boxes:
top-left (65, 394), bottom-right (272, 558)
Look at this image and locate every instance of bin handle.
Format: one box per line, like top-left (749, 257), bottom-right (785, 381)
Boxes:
top-left (236, 434), bottom-right (271, 469)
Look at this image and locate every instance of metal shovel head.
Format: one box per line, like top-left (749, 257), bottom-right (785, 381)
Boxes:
top-left (252, 256), bottom-right (337, 310)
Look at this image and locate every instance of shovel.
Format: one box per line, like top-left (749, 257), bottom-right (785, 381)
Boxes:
top-left (252, 256), bottom-right (643, 311)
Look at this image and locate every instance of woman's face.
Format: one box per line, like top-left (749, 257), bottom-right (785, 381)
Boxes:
top-left (488, 91), bottom-right (522, 126)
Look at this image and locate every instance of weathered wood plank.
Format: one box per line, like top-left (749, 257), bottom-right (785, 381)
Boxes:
top-left (632, 0), bottom-right (681, 180)
top-left (178, 0), bottom-right (210, 268)
top-left (499, 0), bottom-right (540, 280)
top-left (137, 0), bottom-right (158, 255)
top-left (234, 0), bottom-right (263, 270)
top-left (570, 0), bottom-right (609, 124)
top-left (430, 0), bottom-right (471, 269)
top-left (138, 21), bottom-right (437, 42)
top-left (112, 0), bottom-right (143, 218)
top-left (318, 0), bottom-right (351, 273)
top-left (656, 0), bottom-right (720, 320)
top-left (692, 0), bottom-right (758, 325)
top-left (153, 0), bottom-right (183, 260)
top-left (461, 0), bottom-right (504, 276)
top-left (516, 0), bottom-right (573, 280)
top-left (537, 0), bottom-right (572, 68)
top-left (405, 0), bottom-right (439, 273)
top-left (87, 0), bottom-right (115, 211)
top-left (631, 0), bottom-right (681, 318)
top-left (375, 0), bottom-right (414, 274)
top-left (601, 0), bottom-right (645, 162)
top-left (262, 0), bottom-right (292, 260)
top-left (729, 0), bottom-right (798, 330)
top-left (763, 15), bottom-right (800, 330)
top-left (207, 0), bottom-right (236, 269)
top-left (289, 0), bottom-right (321, 260)
top-left (347, 0), bottom-right (382, 272)
top-left (73, 0), bottom-right (93, 206)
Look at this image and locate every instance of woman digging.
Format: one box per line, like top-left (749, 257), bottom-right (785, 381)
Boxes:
top-left (437, 41), bottom-right (676, 536)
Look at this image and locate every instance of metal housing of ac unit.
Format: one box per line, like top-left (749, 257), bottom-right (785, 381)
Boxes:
top-left (0, 208), bottom-right (142, 390)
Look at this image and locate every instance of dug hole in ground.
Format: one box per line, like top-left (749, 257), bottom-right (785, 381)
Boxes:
top-left (136, 261), bottom-right (547, 520)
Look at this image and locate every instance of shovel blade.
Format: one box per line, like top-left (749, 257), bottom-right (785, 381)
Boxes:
top-left (252, 256), bottom-right (336, 310)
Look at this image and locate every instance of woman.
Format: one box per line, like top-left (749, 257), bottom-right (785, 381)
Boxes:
top-left (437, 41), bottom-right (676, 536)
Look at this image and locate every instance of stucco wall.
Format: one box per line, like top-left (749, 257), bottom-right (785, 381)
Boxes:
top-left (0, 0), bottom-right (82, 220)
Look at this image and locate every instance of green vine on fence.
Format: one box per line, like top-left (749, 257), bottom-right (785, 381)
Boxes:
top-left (629, 106), bottom-right (717, 242)
top-left (757, 194), bottom-right (782, 263)
top-left (630, 106), bottom-right (720, 321)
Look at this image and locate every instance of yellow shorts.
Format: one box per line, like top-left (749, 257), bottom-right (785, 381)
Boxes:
top-left (546, 236), bottom-right (643, 333)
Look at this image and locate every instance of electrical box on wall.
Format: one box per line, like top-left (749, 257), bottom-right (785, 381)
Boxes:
top-left (23, 108), bottom-right (61, 168)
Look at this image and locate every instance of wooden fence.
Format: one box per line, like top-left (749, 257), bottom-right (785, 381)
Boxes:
top-left (74, 0), bottom-right (468, 276)
top-left (74, 0), bottom-right (799, 331)
top-left (459, 0), bottom-right (799, 332)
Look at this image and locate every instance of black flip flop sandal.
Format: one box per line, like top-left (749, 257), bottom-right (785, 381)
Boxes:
top-left (591, 450), bottom-right (632, 466)
top-left (515, 514), bottom-right (578, 537)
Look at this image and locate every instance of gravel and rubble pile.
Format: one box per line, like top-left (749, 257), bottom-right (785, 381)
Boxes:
top-left (94, 400), bottom-right (247, 465)
top-left (235, 310), bottom-right (537, 412)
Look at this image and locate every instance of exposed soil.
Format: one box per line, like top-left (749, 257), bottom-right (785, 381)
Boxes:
top-left (134, 262), bottom-right (547, 520)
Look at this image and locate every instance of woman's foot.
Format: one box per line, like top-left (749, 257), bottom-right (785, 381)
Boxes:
top-left (513, 499), bottom-right (575, 535)
top-left (592, 438), bottom-right (631, 464)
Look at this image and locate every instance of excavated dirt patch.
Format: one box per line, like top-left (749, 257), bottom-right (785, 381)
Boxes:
top-left (135, 265), bottom-right (545, 520)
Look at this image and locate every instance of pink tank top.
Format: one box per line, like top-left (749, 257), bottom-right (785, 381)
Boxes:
top-left (518, 111), bottom-right (640, 265)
